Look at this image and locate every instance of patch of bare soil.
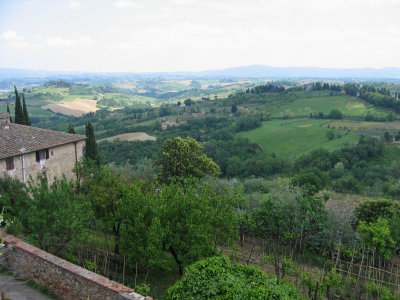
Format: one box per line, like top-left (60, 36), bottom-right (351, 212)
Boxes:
top-left (99, 132), bottom-right (156, 142)
top-left (43, 98), bottom-right (99, 117)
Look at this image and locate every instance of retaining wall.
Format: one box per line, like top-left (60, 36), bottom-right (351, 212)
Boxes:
top-left (0, 234), bottom-right (147, 300)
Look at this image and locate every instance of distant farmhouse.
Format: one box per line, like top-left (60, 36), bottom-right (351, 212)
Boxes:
top-left (0, 113), bottom-right (85, 184)
top-left (192, 110), bottom-right (206, 117)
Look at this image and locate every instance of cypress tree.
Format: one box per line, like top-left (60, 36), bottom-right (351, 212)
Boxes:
top-left (67, 126), bottom-right (76, 134)
top-left (85, 121), bottom-right (100, 165)
top-left (22, 94), bottom-right (31, 126)
top-left (6, 104), bottom-right (12, 122)
top-left (14, 85), bottom-right (25, 125)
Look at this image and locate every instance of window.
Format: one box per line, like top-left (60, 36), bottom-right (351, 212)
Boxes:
top-left (6, 157), bottom-right (14, 171)
top-left (36, 149), bottom-right (49, 162)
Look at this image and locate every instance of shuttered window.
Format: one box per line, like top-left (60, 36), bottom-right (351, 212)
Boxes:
top-left (6, 157), bottom-right (14, 170)
top-left (36, 149), bottom-right (50, 162)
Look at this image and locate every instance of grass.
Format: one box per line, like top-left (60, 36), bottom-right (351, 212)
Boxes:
top-left (237, 118), bottom-right (360, 157)
top-left (270, 94), bottom-right (394, 118)
top-left (60, 94), bottom-right (96, 102)
top-left (325, 120), bottom-right (400, 131)
top-left (27, 106), bottom-right (57, 118)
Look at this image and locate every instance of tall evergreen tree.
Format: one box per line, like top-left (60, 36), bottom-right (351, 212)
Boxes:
top-left (85, 121), bottom-right (100, 165)
top-left (67, 126), bottom-right (76, 134)
top-left (14, 85), bottom-right (25, 125)
top-left (22, 94), bottom-right (31, 126)
top-left (6, 104), bottom-right (12, 123)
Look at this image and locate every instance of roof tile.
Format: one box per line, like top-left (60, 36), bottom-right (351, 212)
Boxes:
top-left (0, 118), bottom-right (85, 159)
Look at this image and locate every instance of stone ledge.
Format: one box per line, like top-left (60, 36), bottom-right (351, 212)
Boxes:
top-left (2, 234), bottom-right (148, 300)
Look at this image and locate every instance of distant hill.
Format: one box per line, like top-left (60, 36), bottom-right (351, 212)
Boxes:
top-left (1, 65), bottom-right (400, 89)
top-left (192, 65), bottom-right (400, 79)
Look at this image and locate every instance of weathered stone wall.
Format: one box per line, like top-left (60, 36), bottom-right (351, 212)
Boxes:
top-left (0, 140), bottom-right (83, 185)
top-left (0, 234), bottom-right (146, 300)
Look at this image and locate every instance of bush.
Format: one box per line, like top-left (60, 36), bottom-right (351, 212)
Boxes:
top-left (328, 109), bottom-right (343, 119)
top-left (165, 256), bottom-right (303, 300)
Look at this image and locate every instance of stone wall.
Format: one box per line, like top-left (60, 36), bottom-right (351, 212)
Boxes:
top-left (0, 234), bottom-right (146, 300)
top-left (1, 141), bottom-right (83, 185)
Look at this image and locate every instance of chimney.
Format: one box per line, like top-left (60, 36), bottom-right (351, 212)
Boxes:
top-left (3, 113), bottom-right (10, 129)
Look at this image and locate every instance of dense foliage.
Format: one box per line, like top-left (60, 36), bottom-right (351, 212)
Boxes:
top-left (165, 256), bottom-right (303, 300)
top-left (155, 137), bottom-right (221, 184)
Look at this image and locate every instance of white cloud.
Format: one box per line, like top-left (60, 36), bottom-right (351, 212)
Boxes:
top-left (68, 0), bottom-right (81, 9)
top-left (113, 0), bottom-right (141, 8)
top-left (170, 0), bottom-right (198, 5)
top-left (1, 31), bottom-right (94, 50)
top-left (2, 0), bottom-right (400, 71)
top-left (1, 31), bottom-right (30, 49)
top-left (1, 31), bottom-right (23, 41)
top-left (46, 36), bottom-right (94, 48)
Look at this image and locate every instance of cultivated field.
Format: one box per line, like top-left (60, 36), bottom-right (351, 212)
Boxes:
top-left (270, 94), bottom-right (393, 118)
top-left (99, 132), bottom-right (156, 142)
top-left (42, 98), bottom-right (99, 117)
top-left (325, 120), bottom-right (400, 131)
top-left (237, 118), bottom-right (360, 157)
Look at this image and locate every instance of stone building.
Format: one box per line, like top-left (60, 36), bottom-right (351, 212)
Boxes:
top-left (0, 112), bottom-right (85, 184)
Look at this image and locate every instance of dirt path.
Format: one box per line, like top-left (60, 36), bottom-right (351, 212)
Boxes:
top-left (0, 273), bottom-right (54, 300)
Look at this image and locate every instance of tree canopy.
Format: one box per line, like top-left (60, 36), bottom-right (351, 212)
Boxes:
top-left (165, 256), bottom-right (303, 300)
top-left (156, 137), bottom-right (221, 184)
top-left (118, 182), bottom-right (237, 275)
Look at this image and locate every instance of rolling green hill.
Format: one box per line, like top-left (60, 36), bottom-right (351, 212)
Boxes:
top-left (237, 119), bottom-right (360, 157)
top-left (269, 92), bottom-right (395, 119)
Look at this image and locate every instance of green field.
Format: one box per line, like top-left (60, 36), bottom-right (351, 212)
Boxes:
top-left (237, 118), bottom-right (360, 157)
top-left (60, 94), bottom-right (96, 102)
top-left (270, 94), bottom-right (393, 118)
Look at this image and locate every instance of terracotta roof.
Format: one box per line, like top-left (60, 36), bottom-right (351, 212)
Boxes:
top-left (0, 113), bottom-right (11, 119)
top-left (0, 119), bottom-right (85, 159)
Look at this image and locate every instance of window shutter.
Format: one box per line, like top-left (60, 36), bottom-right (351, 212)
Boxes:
top-left (45, 149), bottom-right (49, 159)
top-left (36, 151), bottom-right (40, 162)
top-left (6, 157), bottom-right (14, 170)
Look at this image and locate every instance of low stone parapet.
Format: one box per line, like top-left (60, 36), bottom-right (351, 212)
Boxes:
top-left (0, 234), bottom-right (148, 300)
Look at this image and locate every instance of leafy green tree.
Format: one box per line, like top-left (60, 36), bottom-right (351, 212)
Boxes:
top-left (81, 167), bottom-right (125, 254)
top-left (22, 94), bottom-right (31, 126)
top-left (292, 168), bottom-right (327, 195)
top-left (165, 256), bottom-right (303, 299)
top-left (384, 131), bottom-right (392, 143)
top-left (254, 185), bottom-right (328, 254)
top-left (357, 217), bottom-right (395, 259)
top-left (328, 109), bottom-right (343, 119)
top-left (85, 121), bottom-right (100, 165)
top-left (3, 175), bottom-right (93, 256)
top-left (231, 104), bottom-right (237, 113)
top-left (353, 199), bottom-right (400, 225)
top-left (156, 137), bottom-right (221, 185)
top-left (0, 176), bottom-right (30, 233)
top-left (326, 130), bottom-right (335, 140)
top-left (118, 182), bottom-right (237, 275)
top-left (14, 85), bottom-right (24, 125)
top-left (184, 98), bottom-right (193, 106)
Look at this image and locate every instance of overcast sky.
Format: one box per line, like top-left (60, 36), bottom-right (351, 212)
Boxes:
top-left (1, 0), bottom-right (400, 72)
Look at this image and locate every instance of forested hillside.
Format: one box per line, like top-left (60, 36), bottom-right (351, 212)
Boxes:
top-left (2, 80), bottom-right (400, 299)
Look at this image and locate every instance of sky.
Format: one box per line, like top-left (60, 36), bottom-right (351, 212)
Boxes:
top-left (1, 0), bottom-right (400, 72)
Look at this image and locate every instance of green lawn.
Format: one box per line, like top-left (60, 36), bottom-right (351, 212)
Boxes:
top-left (27, 106), bottom-right (57, 118)
top-left (61, 94), bottom-right (96, 102)
top-left (270, 94), bottom-right (393, 118)
top-left (237, 118), bottom-right (360, 157)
